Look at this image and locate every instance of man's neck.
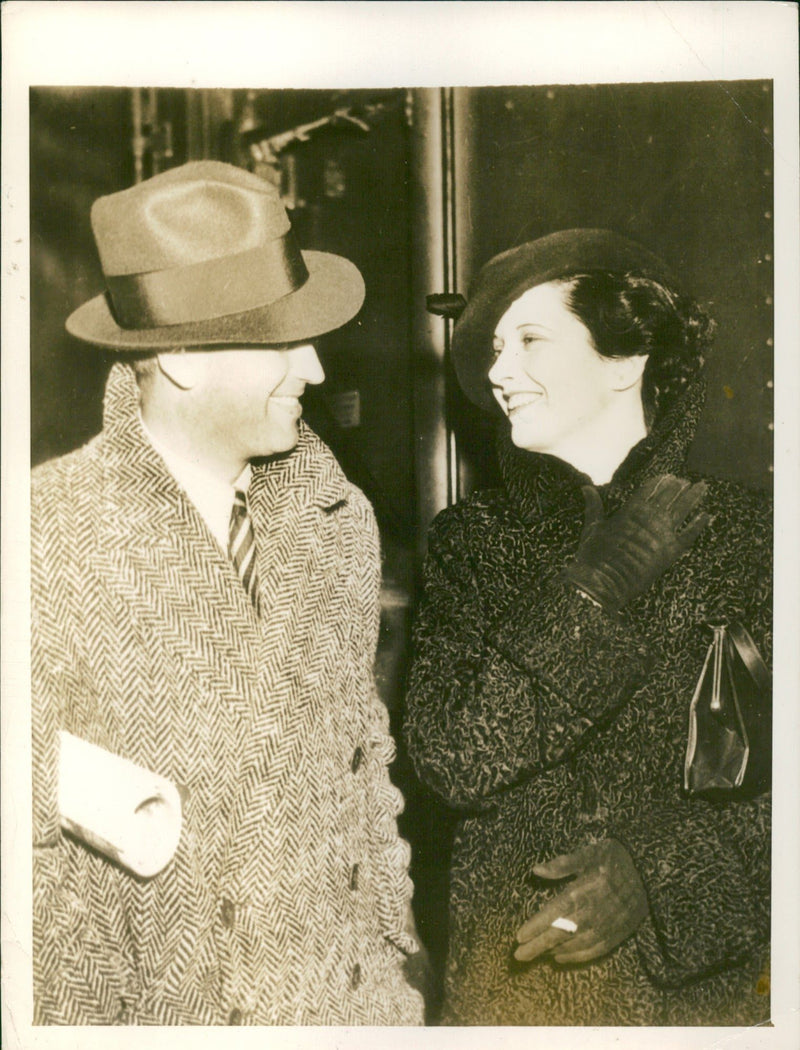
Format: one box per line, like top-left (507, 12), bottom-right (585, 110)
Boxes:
top-left (140, 411), bottom-right (252, 551)
top-left (140, 398), bottom-right (246, 486)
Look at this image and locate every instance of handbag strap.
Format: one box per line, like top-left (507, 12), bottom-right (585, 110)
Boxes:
top-left (727, 621), bottom-right (772, 697)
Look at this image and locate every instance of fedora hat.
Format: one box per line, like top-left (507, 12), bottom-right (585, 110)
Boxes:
top-left (66, 160), bottom-right (365, 350)
top-left (451, 229), bottom-right (675, 410)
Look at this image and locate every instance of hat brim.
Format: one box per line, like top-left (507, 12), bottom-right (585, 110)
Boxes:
top-left (65, 250), bottom-right (365, 351)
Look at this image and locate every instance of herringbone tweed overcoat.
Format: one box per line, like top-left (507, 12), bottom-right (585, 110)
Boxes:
top-left (405, 378), bottom-right (772, 1026)
top-left (32, 362), bottom-right (424, 1026)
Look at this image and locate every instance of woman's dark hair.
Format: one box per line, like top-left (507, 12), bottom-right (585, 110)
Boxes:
top-left (557, 271), bottom-right (716, 427)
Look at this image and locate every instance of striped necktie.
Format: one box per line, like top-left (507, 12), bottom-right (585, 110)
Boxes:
top-left (228, 488), bottom-right (259, 611)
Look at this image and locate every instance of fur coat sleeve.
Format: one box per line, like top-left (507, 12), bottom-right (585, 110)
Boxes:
top-left (405, 471), bottom-right (772, 1012)
top-left (405, 498), bottom-right (652, 808)
top-left (611, 530), bottom-right (773, 988)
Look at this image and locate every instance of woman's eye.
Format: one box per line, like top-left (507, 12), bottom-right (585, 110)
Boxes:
top-left (521, 333), bottom-right (538, 347)
top-left (491, 343), bottom-right (503, 360)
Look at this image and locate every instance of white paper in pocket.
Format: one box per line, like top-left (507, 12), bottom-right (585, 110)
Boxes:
top-left (57, 731), bottom-right (183, 877)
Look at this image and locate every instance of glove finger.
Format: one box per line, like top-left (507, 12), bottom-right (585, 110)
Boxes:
top-left (631, 475), bottom-right (667, 504)
top-left (677, 510), bottom-right (712, 548)
top-left (516, 886), bottom-right (582, 944)
top-left (645, 474), bottom-right (686, 509)
top-left (669, 480), bottom-right (708, 523)
top-left (621, 476), bottom-right (659, 508)
top-left (532, 847), bottom-right (587, 880)
top-left (581, 485), bottom-right (605, 528)
top-left (514, 925), bottom-right (572, 962)
top-left (550, 931), bottom-right (609, 964)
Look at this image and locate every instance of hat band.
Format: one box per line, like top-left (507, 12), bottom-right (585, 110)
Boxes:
top-left (105, 234), bottom-right (309, 329)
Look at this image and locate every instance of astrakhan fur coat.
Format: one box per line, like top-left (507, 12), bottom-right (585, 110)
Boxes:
top-left (405, 379), bottom-right (772, 1026)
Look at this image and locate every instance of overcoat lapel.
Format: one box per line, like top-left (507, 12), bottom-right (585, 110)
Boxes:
top-left (92, 366), bottom-right (263, 785)
top-left (99, 428), bottom-right (262, 692)
top-left (93, 365), bottom-right (354, 867)
top-left (248, 428), bottom-right (351, 700)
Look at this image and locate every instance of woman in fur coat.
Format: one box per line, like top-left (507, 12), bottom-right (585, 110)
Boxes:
top-left (404, 229), bottom-right (772, 1026)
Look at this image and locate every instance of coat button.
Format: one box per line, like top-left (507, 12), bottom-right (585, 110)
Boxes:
top-left (351, 746), bottom-right (364, 773)
top-left (350, 963), bottom-right (362, 990)
top-left (220, 899), bottom-right (236, 928)
top-left (228, 1007), bottom-right (243, 1025)
top-left (349, 863), bottom-right (360, 891)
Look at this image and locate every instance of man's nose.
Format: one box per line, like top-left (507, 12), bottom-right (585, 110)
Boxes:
top-left (288, 344), bottom-right (325, 385)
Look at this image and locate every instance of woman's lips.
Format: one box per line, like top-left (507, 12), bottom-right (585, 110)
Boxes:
top-left (505, 392), bottom-right (543, 415)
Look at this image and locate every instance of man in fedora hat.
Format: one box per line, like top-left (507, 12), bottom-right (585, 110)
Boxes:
top-left (31, 161), bottom-right (424, 1025)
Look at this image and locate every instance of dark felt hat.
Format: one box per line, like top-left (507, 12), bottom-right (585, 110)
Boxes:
top-left (452, 228), bottom-right (675, 410)
top-left (66, 161), bottom-right (365, 350)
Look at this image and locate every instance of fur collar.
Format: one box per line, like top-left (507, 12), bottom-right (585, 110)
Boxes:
top-left (497, 376), bottom-right (707, 524)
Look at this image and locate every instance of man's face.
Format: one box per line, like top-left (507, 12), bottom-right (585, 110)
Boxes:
top-left (180, 344), bottom-right (325, 479)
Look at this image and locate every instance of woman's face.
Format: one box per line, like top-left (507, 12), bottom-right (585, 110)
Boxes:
top-left (488, 281), bottom-right (630, 458)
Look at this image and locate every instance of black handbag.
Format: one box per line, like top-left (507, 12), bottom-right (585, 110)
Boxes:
top-left (684, 621), bottom-right (772, 799)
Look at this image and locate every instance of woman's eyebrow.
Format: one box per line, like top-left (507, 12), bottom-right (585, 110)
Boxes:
top-left (516, 323), bottom-right (553, 333)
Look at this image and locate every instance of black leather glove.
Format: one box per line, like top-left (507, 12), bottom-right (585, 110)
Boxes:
top-left (561, 475), bottom-right (710, 613)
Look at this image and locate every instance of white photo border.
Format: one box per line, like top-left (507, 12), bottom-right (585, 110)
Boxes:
top-left (3, 3), bottom-right (798, 1049)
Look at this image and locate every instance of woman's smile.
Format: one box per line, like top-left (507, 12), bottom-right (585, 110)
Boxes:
top-left (504, 391), bottom-right (544, 415)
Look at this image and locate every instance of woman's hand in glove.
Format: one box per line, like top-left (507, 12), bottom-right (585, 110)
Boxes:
top-left (561, 474), bottom-right (710, 613)
top-left (514, 838), bottom-right (649, 965)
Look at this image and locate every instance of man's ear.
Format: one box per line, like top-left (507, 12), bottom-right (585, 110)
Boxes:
top-left (610, 354), bottom-right (648, 392)
top-left (156, 350), bottom-right (203, 390)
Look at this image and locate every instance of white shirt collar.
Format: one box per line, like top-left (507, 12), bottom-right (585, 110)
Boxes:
top-left (140, 414), bottom-right (251, 552)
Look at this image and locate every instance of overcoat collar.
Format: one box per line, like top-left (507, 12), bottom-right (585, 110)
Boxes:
top-left (497, 376), bottom-right (707, 525)
top-left (94, 363), bottom-right (352, 684)
top-left (99, 361), bottom-right (350, 525)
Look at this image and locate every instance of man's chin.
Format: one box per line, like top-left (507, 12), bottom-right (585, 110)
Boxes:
top-left (253, 428), bottom-right (300, 460)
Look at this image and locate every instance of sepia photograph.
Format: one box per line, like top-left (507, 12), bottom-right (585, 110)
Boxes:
top-left (3, 3), bottom-right (799, 1049)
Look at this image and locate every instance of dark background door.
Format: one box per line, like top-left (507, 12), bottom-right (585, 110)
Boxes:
top-left (448, 81), bottom-right (773, 496)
